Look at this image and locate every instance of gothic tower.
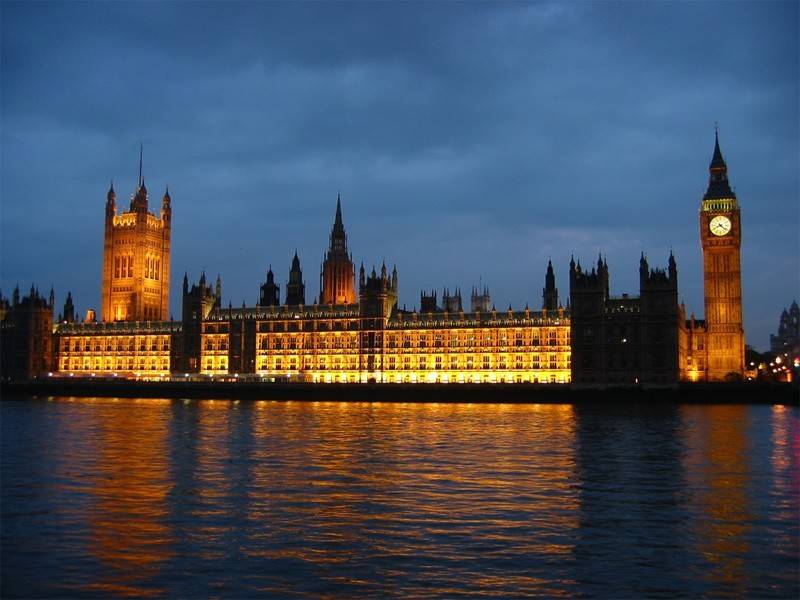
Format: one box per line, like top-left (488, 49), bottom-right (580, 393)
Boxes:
top-left (700, 131), bottom-right (745, 380)
top-left (320, 195), bottom-right (356, 305)
top-left (542, 259), bottom-right (558, 311)
top-left (259, 267), bottom-right (280, 307)
top-left (101, 148), bottom-right (171, 321)
top-left (285, 251), bottom-right (306, 306)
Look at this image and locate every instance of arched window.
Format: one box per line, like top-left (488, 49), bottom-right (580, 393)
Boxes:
top-left (114, 257), bottom-right (120, 278)
top-left (155, 259), bottom-right (159, 281)
top-left (128, 255), bottom-right (133, 277)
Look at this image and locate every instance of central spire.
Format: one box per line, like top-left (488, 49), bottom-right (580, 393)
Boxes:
top-left (329, 193), bottom-right (347, 255)
top-left (320, 193), bottom-right (356, 304)
top-left (138, 142), bottom-right (143, 188)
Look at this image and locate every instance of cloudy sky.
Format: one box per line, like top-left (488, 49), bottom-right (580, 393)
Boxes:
top-left (2, 2), bottom-right (797, 349)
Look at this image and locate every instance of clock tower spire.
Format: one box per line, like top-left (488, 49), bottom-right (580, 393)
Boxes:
top-left (699, 129), bottom-right (745, 380)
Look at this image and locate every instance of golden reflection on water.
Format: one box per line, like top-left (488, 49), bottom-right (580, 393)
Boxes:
top-left (192, 400), bottom-right (235, 563)
top-left (244, 402), bottom-right (580, 596)
top-left (81, 398), bottom-right (174, 597)
top-left (22, 399), bottom-right (795, 598)
top-left (682, 405), bottom-right (752, 589)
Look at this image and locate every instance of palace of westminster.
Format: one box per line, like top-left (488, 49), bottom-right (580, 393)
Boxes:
top-left (1, 134), bottom-right (747, 384)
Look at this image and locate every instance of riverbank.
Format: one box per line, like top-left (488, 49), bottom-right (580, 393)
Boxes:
top-left (1, 378), bottom-right (797, 403)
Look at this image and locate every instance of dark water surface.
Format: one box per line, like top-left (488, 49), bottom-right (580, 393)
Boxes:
top-left (2, 398), bottom-right (798, 599)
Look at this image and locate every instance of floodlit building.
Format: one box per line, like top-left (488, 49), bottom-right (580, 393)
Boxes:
top-left (0, 133), bottom-right (748, 384)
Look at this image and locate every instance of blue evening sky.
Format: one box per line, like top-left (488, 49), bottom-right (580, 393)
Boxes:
top-left (1, 2), bottom-right (797, 349)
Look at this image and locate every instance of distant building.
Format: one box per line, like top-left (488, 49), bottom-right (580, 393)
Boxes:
top-left (770, 301), bottom-right (800, 355)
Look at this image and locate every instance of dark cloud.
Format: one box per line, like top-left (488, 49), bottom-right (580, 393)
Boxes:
top-left (1, 1), bottom-right (797, 348)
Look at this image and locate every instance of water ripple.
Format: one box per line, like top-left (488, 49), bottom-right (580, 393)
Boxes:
top-left (1, 399), bottom-right (797, 599)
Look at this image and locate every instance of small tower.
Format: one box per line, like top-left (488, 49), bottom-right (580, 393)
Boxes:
top-left (420, 290), bottom-right (438, 313)
top-left (542, 260), bottom-right (558, 311)
top-left (285, 251), bottom-right (306, 306)
top-left (259, 267), bottom-right (280, 307)
top-left (62, 291), bottom-right (75, 323)
top-left (471, 285), bottom-right (491, 312)
top-left (569, 254), bottom-right (610, 384)
top-left (181, 272), bottom-right (220, 373)
top-left (442, 287), bottom-right (462, 312)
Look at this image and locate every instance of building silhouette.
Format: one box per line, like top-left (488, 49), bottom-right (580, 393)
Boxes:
top-left (770, 301), bottom-right (799, 355)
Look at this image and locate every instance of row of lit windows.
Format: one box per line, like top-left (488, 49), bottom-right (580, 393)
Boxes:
top-left (301, 372), bottom-right (569, 384)
top-left (250, 353), bottom-right (569, 371)
top-left (245, 328), bottom-right (569, 349)
top-left (59, 336), bottom-right (171, 353)
top-left (60, 358), bottom-right (169, 371)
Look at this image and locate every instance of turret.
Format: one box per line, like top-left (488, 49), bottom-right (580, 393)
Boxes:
top-left (63, 291), bottom-right (75, 323)
top-left (259, 266), bottom-right (280, 307)
top-left (215, 274), bottom-right (222, 309)
top-left (639, 252), bottom-right (649, 280)
top-left (442, 286), bottom-right (462, 312)
top-left (359, 263), bottom-right (397, 318)
top-left (286, 251), bottom-right (306, 306)
top-left (131, 178), bottom-right (148, 213)
top-left (106, 180), bottom-right (116, 220)
top-left (420, 290), bottom-right (438, 313)
top-left (543, 259), bottom-right (558, 311)
top-left (161, 185), bottom-right (172, 224)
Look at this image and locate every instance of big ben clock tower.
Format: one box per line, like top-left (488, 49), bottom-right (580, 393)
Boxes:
top-left (699, 130), bottom-right (745, 380)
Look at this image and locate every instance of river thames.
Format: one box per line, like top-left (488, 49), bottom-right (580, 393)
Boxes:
top-left (2, 397), bottom-right (797, 598)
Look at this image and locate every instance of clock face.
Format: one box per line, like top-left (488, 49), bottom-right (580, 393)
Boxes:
top-left (709, 215), bottom-right (732, 237)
